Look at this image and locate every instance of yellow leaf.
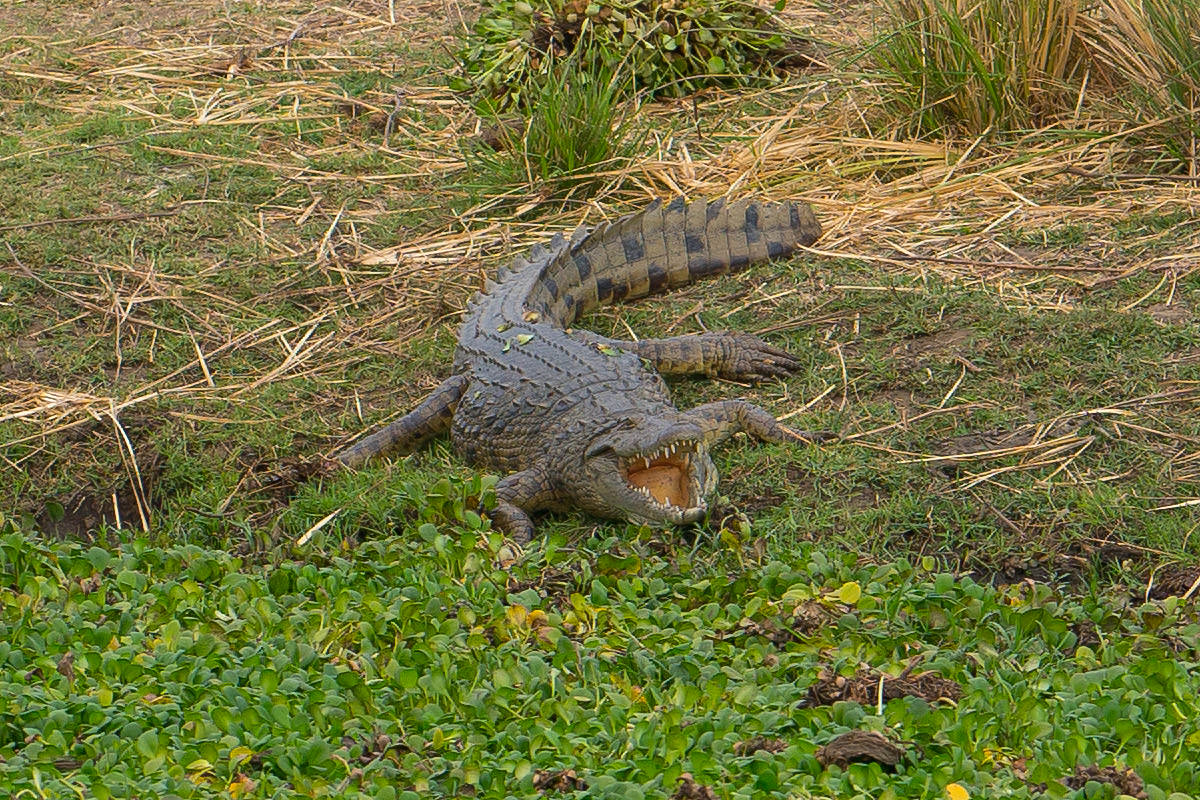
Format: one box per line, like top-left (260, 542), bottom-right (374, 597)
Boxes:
top-left (227, 773), bottom-right (256, 797)
top-left (505, 604), bottom-right (528, 627)
top-left (835, 581), bottom-right (862, 605)
top-left (229, 746), bottom-right (254, 768)
top-left (946, 782), bottom-right (970, 800)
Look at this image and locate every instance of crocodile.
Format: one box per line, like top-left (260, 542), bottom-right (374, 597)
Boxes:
top-left (337, 197), bottom-right (824, 541)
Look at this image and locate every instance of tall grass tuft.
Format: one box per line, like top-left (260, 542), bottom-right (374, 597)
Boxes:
top-left (463, 53), bottom-right (642, 206)
top-left (872, 0), bottom-right (1086, 137)
top-left (1081, 0), bottom-right (1200, 169)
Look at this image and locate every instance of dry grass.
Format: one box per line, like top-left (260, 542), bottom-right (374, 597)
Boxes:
top-left (1080, 0), bottom-right (1200, 169)
top-left (871, 0), bottom-right (1088, 135)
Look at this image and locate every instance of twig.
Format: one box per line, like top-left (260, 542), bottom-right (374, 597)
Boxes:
top-left (0, 208), bottom-right (182, 232)
top-left (1065, 166), bottom-right (1200, 183)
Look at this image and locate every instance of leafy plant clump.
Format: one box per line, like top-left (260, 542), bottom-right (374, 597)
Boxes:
top-left (454, 0), bottom-right (816, 110)
top-left (871, 0), bottom-right (1088, 136)
top-left (463, 51), bottom-right (644, 203)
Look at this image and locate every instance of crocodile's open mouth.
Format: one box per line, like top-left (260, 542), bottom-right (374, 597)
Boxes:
top-left (621, 441), bottom-right (700, 510)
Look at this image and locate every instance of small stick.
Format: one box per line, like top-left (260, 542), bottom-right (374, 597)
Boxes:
top-left (0, 208), bottom-right (182, 232)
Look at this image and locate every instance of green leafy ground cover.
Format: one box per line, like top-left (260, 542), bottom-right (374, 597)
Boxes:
top-left (1, 0), bottom-right (1199, 797)
top-left (3, 522), bottom-right (1199, 798)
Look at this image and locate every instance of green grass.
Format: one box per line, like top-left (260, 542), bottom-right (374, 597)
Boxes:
top-left (463, 52), bottom-right (644, 204)
top-left (1086, 0), bottom-right (1200, 165)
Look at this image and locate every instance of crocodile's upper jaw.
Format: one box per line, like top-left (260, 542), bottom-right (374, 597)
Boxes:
top-left (585, 434), bottom-right (716, 525)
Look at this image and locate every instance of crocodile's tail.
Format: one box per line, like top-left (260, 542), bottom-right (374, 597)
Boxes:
top-left (524, 197), bottom-right (821, 326)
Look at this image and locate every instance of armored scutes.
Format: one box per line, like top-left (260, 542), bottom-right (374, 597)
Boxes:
top-left (337, 197), bottom-right (825, 541)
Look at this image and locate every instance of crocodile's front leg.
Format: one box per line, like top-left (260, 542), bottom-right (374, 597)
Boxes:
top-left (336, 374), bottom-right (469, 468)
top-left (685, 399), bottom-right (831, 446)
top-left (620, 332), bottom-right (802, 382)
top-left (489, 464), bottom-right (561, 544)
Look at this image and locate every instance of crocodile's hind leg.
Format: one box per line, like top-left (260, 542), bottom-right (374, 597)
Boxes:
top-left (336, 374), bottom-right (469, 468)
top-left (489, 464), bottom-right (561, 544)
top-left (684, 399), bottom-right (832, 446)
top-left (619, 332), bottom-right (802, 382)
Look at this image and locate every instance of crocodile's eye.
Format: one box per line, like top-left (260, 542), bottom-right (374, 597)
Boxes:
top-left (584, 442), bottom-right (616, 459)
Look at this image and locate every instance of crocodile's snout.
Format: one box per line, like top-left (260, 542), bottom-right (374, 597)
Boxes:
top-left (581, 428), bottom-right (718, 526)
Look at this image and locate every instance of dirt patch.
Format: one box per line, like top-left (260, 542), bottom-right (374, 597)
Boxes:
top-left (1146, 565), bottom-right (1200, 600)
top-left (1063, 765), bottom-right (1146, 798)
top-left (507, 566), bottom-right (577, 611)
top-left (801, 665), bottom-right (962, 707)
top-left (721, 486), bottom-right (786, 517)
top-left (815, 731), bottom-right (905, 770)
top-left (783, 463), bottom-right (817, 493)
top-left (1144, 303), bottom-right (1193, 326)
top-left (533, 769), bottom-right (587, 792)
top-left (339, 731), bottom-right (407, 765)
top-left (931, 417), bottom-right (1086, 458)
top-left (845, 487), bottom-right (880, 511)
top-left (894, 327), bottom-right (976, 366)
top-left (733, 737), bottom-right (788, 756)
top-left (735, 601), bottom-right (836, 646)
top-left (245, 455), bottom-right (332, 507)
top-left (1, 336), bottom-right (57, 382)
top-left (972, 554), bottom-right (1059, 587)
top-left (672, 775), bottom-right (717, 800)
top-left (873, 389), bottom-right (919, 414)
top-left (35, 443), bottom-right (163, 539)
top-left (1070, 619), bottom-right (1101, 650)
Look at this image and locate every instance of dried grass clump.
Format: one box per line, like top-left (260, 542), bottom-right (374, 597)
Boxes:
top-left (871, 0), bottom-right (1087, 136)
top-left (869, 0), bottom-right (1200, 172)
top-left (1080, 0), bottom-right (1200, 169)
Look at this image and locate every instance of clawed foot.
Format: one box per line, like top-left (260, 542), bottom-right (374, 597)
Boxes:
top-left (712, 332), bottom-right (803, 382)
top-left (783, 427), bottom-right (837, 444)
top-left (485, 499), bottom-right (534, 570)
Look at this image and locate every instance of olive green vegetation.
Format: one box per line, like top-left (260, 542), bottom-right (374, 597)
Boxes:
top-left (1087, 0), bottom-right (1200, 163)
top-left (871, 0), bottom-right (1087, 136)
top-left (462, 51), bottom-right (644, 203)
top-left (2, 0), bottom-right (1200, 798)
top-left (4, 524), bottom-right (1200, 798)
top-left (454, 0), bottom-right (808, 110)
